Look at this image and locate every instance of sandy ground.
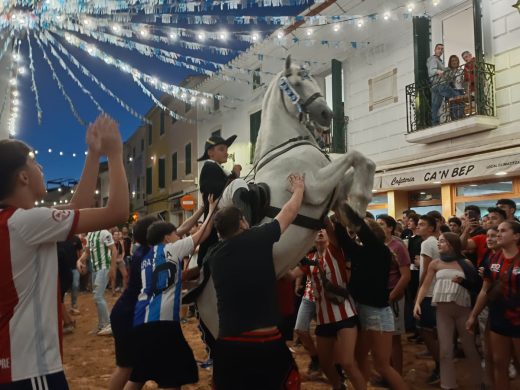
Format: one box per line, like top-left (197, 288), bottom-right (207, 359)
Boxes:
top-left (62, 292), bottom-right (519, 390)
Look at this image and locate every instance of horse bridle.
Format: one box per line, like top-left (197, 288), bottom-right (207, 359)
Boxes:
top-left (278, 70), bottom-right (324, 119)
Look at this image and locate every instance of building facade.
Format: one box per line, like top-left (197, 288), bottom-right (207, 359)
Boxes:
top-left (197, 0), bottom-right (520, 219)
top-left (127, 76), bottom-right (202, 225)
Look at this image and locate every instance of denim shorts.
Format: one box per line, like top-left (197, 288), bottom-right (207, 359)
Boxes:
top-left (294, 298), bottom-right (316, 332)
top-left (357, 303), bottom-right (395, 332)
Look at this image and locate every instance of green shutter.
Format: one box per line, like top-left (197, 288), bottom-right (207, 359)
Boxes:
top-left (185, 144), bottom-right (192, 175)
top-left (158, 158), bottom-right (165, 188)
top-left (148, 125), bottom-right (152, 145)
top-left (413, 16), bottom-right (431, 129)
top-left (146, 167), bottom-right (152, 194)
top-left (172, 152), bottom-right (178, 181)
top-left (160, 111), bottom-right (165, 135)
top-left (331, 59), bottom-right (345, 153)
top-left (249, 110), bottom-right (262, 163)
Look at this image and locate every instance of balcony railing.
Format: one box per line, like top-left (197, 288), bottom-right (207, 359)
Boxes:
top-left (406, 61), bottom-right (495, 133)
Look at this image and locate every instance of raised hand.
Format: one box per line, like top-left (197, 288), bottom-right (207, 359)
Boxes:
top-left (89, 114), bottom-right (122, 157)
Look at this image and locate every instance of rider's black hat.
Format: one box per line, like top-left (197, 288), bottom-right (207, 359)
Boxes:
top-left (197, 135), bottom-right (237, 161)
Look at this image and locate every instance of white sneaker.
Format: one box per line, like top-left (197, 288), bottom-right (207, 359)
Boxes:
top-left (97, 324), bottom-right (112, 336)
top-left (509, 362), bottom-right (517, 379)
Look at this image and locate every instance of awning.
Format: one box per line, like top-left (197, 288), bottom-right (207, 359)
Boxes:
top-left (375, 147), bottom-right (520, 190)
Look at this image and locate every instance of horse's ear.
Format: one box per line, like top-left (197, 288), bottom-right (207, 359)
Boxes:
top-left (285, 55), bottom-right (292, 73)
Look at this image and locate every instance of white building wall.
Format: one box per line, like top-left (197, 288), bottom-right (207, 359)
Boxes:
top-left (345, 1), bottom-right (520, 169)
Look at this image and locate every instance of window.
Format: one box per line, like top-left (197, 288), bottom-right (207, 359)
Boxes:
top-left (146, 167), bottom-right (152, 194)
top-left (253, 68), bottom-right (261, 90)
top-left (140, 138), bottom-right (144, 152)
top-left (171, 152), bottom-right (178, 181)
top-left (136, 177), bottom-right (141, 192)
top-left (213, 96), bottom-right (220, 111)
top-left (148, 125), bottom-right (152, 145)
top-left (160, 111), bottom-right (165, 135)
top-left (250, 110), bottom-right (261, 163)
top-left (368, 68), bottom-right (398, 111)
top-left (453, 178), bottom-right (520, 217)
top-left (368, 192), bottom-right (388, 217)
top-left (185, 143), bottom-right (192, 175)
top-left (158, 158), bottom-right (165, 189)
top-left (212, 129), bottom-right (221, 138)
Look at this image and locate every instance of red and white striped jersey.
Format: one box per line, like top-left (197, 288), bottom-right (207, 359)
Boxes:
top-left (303, 244), bottom-right (357, 325)
top-left (0, 206), bottom-right (79, 384)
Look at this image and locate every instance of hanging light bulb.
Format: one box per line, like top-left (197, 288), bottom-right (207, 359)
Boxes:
top-left (112, 24), bottom-right (120, 32)
top-left (383, 12), bottom-right (391, 20)
top-left (12, 90), bottom-right (19, 97)
top-left (13, 99), bottom-right (19, 106)
top-left (72, 153), bottom-right (76, 157)
top-left (251, 33), bottom-right (259, 42)
top-left (18, 66), bottom-right (26, 75)
top-left (357, 19), bottom-right (364, 28)
top-left (407, 3), bottom-right (415, 12)
top-left (169, 32), bottom-right (177, 40)
top-left (140, 29), bottom-right (149, 38)
top-left (333, 24), bottom-right (340, 32)
top-left (200, 98), bottom-right (207, 105)
top-left (219, 31), bottom-right (228, 40)
top-left (9, 78), bottom-right (17, 85)
top-left (48, 148), bottom-right (53, 153)
top-left (197, 32), bottom-right (205, 41)
top-left (59, 151), bottom-right (63, 156)
top-left (306, 28), bottom-right (313, 36)
top-left (432, 0), bottom-right (440, 5)
top-left (277, 30), bottom-right (284, 39)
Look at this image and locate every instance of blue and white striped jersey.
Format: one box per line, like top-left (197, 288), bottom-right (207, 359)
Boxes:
top-left (133, 237), bottom-right (194, 326)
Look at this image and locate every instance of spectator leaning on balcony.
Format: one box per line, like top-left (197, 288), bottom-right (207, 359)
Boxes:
top-left (462, 51), bottom-right (476, 93)
top-left (427, 43), bottom-right (461, 125)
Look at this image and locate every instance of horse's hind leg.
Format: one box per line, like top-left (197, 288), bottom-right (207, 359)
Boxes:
top-left (305, 150), bottom-right (375, 217)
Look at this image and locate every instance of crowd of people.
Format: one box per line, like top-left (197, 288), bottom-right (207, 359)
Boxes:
top-left (1, 114), bottom-right (519, 390)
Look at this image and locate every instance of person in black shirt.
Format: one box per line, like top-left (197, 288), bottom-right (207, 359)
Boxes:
top-left (207, 173), bottom-right (305, 390)
top-left (334, 204), bottom-right (408, 390)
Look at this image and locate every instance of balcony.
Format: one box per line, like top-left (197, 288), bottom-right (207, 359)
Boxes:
top-left (405, 62), bottom-right (499, 144)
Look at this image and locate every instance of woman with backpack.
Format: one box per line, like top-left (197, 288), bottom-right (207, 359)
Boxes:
top-left (414, 232), bottom-right (482, 390)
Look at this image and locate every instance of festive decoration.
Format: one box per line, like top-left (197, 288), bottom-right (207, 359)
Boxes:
top-left (0, 0), bottom-right (423, 131)
top-left (43, 30), bottom-right (152, 124)
top-left (27, 29), bottom-right (43, 124)
top-left (34, 33), bottom-right (87, 126)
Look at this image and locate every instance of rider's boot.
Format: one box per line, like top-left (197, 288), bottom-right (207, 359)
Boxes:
top-left (232, 187), bottom-right (253, 226)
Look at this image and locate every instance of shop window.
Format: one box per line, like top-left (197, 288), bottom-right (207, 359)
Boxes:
top-left (409, 188), bottom-right (441, 203)
top-left (410, 205), bottom-right (443, 215)
top-left (368, 192), bottom-right (388, 217)
top-left (455, 199), bottom-right (520, 219)
top-left (456, 181), bottom-right (513, 197)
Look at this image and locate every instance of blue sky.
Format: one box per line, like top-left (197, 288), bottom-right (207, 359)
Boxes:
top-left (13, 5), bottom-right (311, 186)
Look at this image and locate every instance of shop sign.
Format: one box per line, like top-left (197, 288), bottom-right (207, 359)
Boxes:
top-left (379, 154), bottom-right (520, 189)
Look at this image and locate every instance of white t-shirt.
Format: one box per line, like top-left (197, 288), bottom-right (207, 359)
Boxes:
top-left (0, 207), bottom-right (79, 383)
top-left (420, 235), bottom-right (440, 298)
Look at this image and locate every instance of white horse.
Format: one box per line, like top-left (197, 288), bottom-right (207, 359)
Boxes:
top-left (196, 56), bottom-right (376, 337)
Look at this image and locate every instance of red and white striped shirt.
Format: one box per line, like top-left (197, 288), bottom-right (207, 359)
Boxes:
top-left (0, 207), bottom-right (79, 383)
top-left (303, 244), bottom-right (356, 325)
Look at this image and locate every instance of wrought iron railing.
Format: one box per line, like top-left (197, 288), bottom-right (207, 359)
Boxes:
top-left (406, 61), bottom-right (495, 133)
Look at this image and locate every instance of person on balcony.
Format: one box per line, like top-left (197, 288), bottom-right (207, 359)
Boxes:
top-left (446, 55), bottom-right (465, 119)
top-left (427, 43), bottom-right (461, 125)
top-left (462, 51), bottom-right (476, 93)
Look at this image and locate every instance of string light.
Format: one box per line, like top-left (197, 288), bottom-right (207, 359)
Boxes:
top-left (333, 24), bottom-right (340, 32)
top-left (407, 3), bottom-right (415, 12)
top-left (251, 33), bottom-right (259, 42)
top-left (383, 12), bottom-right (391, 20)
top-left (218, 31), bottom-right (228, 40)
top-left (18, 66), bottom-right (26, 75)
top-left (12, 90), bottom-right (19, 97)
top-left (48, 148), bottom-right (52, 153)
top-left (140, 29), bottom-right (149, 38)
top-left (169, 32), bottom-right (177, 40)
top-left (357, 19), bottom-right (364, 28)
top-left (197, 32), bottom-right (205, 41)
top-left (432, 0), bottom-right (440, 5)
top-left (306, 28), bottom-right (313, 36)
top-left (277, 31), bottom-right (284, 39)
top-left (9, 78), bottom-right (16, 85)
top-left (112, 24), bottom-right (120, 32)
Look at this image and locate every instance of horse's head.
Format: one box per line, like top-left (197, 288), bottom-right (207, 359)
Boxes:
top-left (279, 55), bottom-right (333, 129)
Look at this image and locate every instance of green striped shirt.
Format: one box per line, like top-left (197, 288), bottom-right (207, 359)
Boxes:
top-left (87, 230), bottom-right (114, 272)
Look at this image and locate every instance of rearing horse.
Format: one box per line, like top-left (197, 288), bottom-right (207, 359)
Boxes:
top-left (196, 56), bottom-right (376, 337)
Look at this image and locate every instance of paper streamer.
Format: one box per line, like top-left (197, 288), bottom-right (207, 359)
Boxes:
top-left (43, 30), bottom-right (151, 124)
top-left (27, 29), bottom-right (44, 124)
top-left (34, 32), bottom-right (86, 126)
